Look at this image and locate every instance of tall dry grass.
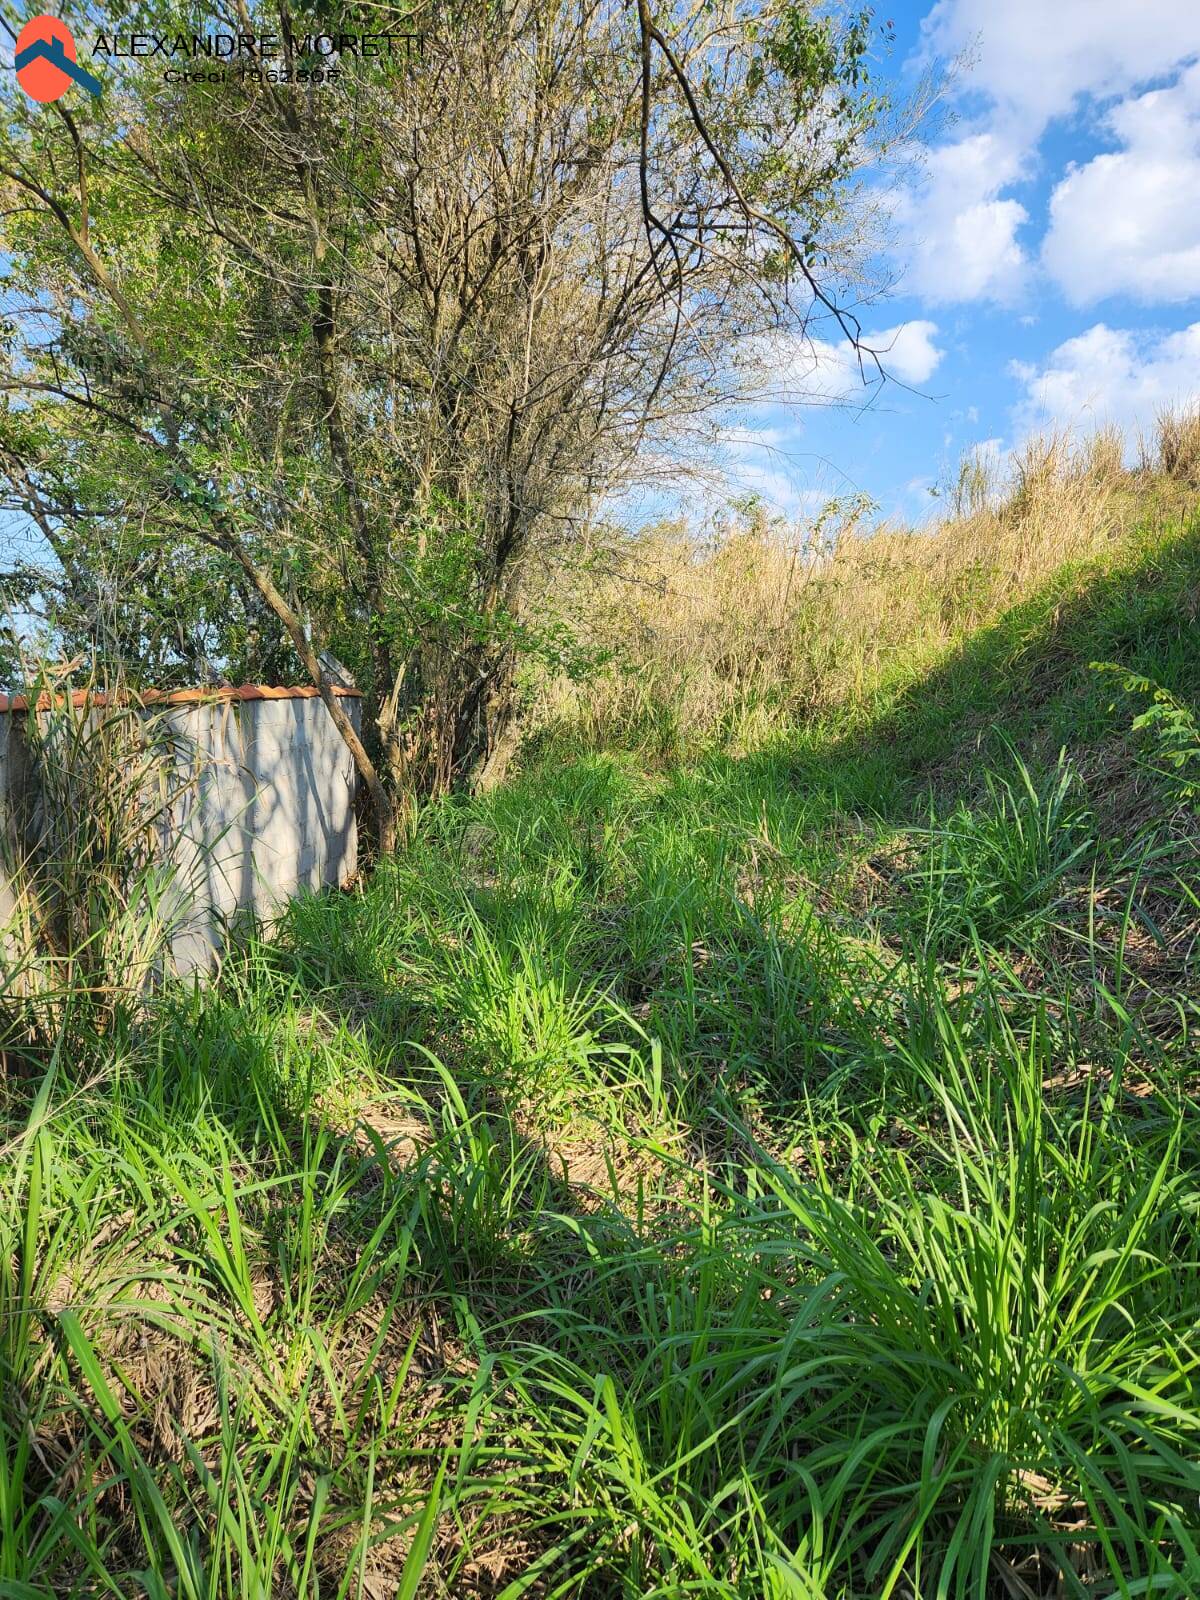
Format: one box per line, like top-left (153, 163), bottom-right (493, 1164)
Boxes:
top-left (1145, 402), bottom-right (1200, 486)
top-left (541, 424), bottom-right (1187, 755)
top-left (0, 661), bottom-right (204, 1052)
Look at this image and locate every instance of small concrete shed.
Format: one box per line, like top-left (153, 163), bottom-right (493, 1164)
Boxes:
top-left (0, 684), bottom-right (360, 973)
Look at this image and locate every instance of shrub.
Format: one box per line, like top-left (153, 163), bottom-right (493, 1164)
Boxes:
top-left (1092, 662), bottom-right (1200, 812)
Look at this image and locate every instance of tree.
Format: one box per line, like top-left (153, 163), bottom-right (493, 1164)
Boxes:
top-left (0, 0), bottom-right (909, 847)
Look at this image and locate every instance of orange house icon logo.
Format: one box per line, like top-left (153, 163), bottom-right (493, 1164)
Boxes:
top-left (14, 15), bottom-right (102, 101)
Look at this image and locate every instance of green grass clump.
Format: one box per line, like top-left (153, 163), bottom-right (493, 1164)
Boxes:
top-left (4, 512), bottom-right (1200, 1594)
top-left (900, 749), bottom-right (1094, 957)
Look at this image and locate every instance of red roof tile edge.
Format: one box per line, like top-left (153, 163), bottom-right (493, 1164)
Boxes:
top-left (0, 684), bottom-right (362, 715)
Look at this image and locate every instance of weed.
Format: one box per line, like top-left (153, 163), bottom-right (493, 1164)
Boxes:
top-left (1093, 661), bottom-right (1200, 810)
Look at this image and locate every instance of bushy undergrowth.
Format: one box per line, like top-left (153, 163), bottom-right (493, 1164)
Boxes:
top-left (3, 446), bottom-right (1200, 1596)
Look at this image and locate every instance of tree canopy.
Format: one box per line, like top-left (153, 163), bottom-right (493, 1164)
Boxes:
top-left (0, 0), bottom-right (908, 845)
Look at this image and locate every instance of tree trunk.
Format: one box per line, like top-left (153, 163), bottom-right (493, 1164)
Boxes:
top-left (450, 646), bottom-right (518, 794)
top-left (225, 541), bottom-right (399, 853)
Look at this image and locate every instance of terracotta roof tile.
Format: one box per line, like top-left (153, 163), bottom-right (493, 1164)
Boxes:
top-left (0, 684), bottom-right (361, 714)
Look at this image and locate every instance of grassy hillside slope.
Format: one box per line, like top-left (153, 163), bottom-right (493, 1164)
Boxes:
top-left (2, 440), bottom-right (1200, 1596)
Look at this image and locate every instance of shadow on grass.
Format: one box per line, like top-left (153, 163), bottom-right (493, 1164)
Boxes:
top-left (789, 513), bottom-right (1200, 818)
top-left (9, 515), bottom-right (1200, 1593)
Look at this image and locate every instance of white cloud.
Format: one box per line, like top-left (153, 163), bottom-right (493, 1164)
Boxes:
top-left (712, 323), bottom-right (943, 519)
top-left (900, 0), bottom-right (1200, 307)
top-left (1042, 64), bottom-right (1200, 304)
top-left (859, 320), bottom-right (945, 386)
top-left (892, 134), bottom-right (1028, 304)
top-left (713, 421), bottom-right (825, 518)
top-left (801, 319), bottom-right (945, 390)
top-left (922, 0), bottom-right (1200, 134)
top-left (1010, 322), bottom-right (1200, 439)
top-left (742, 320), bottom-right (944, 411)
top-left (727, 461), bottom-right (829, 518)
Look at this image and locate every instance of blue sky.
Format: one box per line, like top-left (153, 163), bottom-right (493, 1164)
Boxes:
top-left (711, 0), bottom-right (1200, 527)
top-left (4, 1), bottom-right (1197, 549)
